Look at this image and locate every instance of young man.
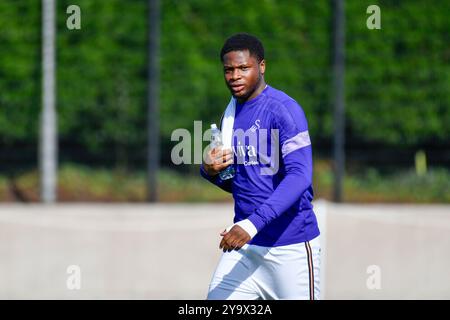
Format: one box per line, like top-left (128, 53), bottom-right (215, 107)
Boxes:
top-left (200, 33), bottom-right (321, 300)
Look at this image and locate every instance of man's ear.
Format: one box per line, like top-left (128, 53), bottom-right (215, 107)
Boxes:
top-left (259, 59), bottom-right (265, 75)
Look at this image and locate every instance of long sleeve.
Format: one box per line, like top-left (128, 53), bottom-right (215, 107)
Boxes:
top-left (247, 100), bottom-right (313, 231)
top-left (200, 164), bottom-right (233, 194)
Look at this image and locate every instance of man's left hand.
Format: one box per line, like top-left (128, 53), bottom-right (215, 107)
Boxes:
top-left (219, 225), bottom-right (251, 252)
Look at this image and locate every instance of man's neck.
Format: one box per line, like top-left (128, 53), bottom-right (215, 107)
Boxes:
top-left (237, 80), bottom-right (267, 104)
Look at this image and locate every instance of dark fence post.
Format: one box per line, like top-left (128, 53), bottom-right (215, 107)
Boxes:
top-left (147, 0), bottom-right (160, 202)
top-left (332, 0), bottom-right (346, 202)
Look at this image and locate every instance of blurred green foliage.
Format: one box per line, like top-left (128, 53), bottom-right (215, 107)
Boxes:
top-left (0, 1), bottom-right (41, 143)
top-left (1, 161), bottom-right (448, 203)
top-left (0, 0), bottom-right (448, 167)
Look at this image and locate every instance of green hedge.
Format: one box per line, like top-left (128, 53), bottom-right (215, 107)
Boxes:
top-left (0, 0), bottom-right (448, 166)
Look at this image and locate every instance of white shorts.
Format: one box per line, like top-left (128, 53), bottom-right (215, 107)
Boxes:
top-left (207, 236), bottom-right (321, 300)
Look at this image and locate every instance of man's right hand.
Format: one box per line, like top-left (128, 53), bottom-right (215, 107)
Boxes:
top-left (203, 148), bottom-right (234, 176)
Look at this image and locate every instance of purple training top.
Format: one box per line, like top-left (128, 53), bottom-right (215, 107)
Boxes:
top-left (201, 85), bottom-right (320, 247)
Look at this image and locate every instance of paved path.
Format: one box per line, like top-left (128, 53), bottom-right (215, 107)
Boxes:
top-left (0, 202), bottom-right (448, 299)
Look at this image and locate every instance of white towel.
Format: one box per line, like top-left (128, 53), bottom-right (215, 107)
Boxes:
top-left (220, 97), bottom-right (236, 149)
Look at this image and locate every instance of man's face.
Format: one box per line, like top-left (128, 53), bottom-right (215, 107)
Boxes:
top-left (222, 50), bottom-right (265, 101)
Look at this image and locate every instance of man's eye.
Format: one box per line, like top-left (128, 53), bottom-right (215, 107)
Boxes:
top-left (241, 67), bottom-right (248, 71)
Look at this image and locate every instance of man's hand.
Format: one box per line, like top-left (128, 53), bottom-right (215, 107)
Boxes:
top-left (203, 148), bottom-right (233, 176)
top-left (219, 225), bottom-right (251, 252)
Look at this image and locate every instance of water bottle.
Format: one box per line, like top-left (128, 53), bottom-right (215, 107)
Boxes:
top-left (210, 123), bottom-right (235, 180)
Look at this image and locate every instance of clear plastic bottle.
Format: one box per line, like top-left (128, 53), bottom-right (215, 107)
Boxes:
top-left (210, 123), bottom-right (235, 180)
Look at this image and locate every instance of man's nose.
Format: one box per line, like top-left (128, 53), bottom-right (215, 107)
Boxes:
top-left (231, 69), bottom-right (241, 80)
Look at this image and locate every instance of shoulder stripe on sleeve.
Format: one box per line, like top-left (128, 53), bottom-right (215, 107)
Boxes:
top-left (281, 130), bottom-right (311, 158)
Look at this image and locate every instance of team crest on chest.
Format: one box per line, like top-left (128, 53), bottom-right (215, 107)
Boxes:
top-left (250, 119), bottom-right (261, 132)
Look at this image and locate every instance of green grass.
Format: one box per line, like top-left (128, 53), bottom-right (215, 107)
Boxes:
top-left (345, 167), bottom-right (450, 203)
top-left (0, 176), bottom-right (7, 198)
top-left (0, 161), bottom-right (448, 203)
top-left (0, 163), bottom-right (232, 203)
top-left (58, 164), bottom-right (233, 202)
top-left (313, 160), bottom-right (450, 203)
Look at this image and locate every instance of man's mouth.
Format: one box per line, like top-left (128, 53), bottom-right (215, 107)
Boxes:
top-left (230, 84), bottom-right (245, 93)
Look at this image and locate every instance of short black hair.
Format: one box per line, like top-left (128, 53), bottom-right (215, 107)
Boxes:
top-left (220, 33), bottom-right (264, 62)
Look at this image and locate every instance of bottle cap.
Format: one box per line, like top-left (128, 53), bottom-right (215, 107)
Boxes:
top-left (211, 123), bottom-right (218, 129)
